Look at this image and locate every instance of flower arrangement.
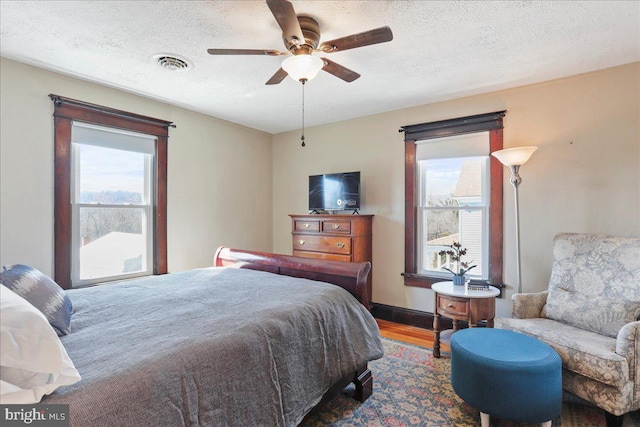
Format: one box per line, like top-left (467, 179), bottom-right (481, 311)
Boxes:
top-left (438, 241), bottom-right (476, 277)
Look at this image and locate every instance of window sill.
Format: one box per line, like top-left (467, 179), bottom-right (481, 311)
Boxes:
top-left (73, 272), bottom-right (154, 289)
top-left (402, 272), bottom-right (505, 297)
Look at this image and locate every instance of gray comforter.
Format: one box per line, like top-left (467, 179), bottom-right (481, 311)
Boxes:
top-left (44, 267), bottom-right (384, 426)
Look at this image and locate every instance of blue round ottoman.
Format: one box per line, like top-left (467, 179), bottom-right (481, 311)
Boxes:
top-left (450, 328), bottom-right (562, 427)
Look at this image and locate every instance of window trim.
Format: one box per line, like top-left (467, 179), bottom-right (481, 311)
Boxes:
top-left (50, 94), bottom-right (173, 289)
top-left (400, 111), bottom-right (506, 289)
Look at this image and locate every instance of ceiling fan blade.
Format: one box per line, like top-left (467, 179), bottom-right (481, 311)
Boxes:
top-left (266, 68), bottom-right (289, 85)
top-left (207, 48), bottom-right (284, 56)
top-left (319, 26), bottom-right (393, 52)
top-left (321, 58), bottom-right (360, 82)
top-left (266, 0), bottom-right (304, 47)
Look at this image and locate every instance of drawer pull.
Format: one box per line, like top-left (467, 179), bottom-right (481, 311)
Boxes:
top-left (304, 223), bottom-right (310, 228)
top-left (447, 303), bottom-right (454, 308)
top-left (298, 240), bottom-right (305, 245)
top-left (337, 242), bottom-right (345, 248)
top-left (332, 224), bottom-right (340, 230)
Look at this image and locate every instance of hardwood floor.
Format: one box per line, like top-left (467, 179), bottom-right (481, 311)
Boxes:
top-left (376, 318), bottom-right (450, 353)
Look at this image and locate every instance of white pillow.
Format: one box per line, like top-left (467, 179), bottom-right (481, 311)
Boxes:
top-left (0, 285), bottom-right (81, 404)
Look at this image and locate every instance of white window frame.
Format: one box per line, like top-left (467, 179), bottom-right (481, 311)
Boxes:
top-left (416, 156), bottom-right (490, 280)
top-left (415, 131), bottom-right (491, 282)
top-left (70, 123), bottom-right (155, 286)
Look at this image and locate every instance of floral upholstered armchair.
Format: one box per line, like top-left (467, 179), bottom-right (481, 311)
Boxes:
top-left (496, 233), bottom-right (640, 427)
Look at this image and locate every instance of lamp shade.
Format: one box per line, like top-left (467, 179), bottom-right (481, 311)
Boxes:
top-left (491, 146), bottom-right (538, 166)
top-left (282, 55), bottom-right (324, 82)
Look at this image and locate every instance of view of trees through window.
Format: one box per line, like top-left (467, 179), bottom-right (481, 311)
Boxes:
top-left (79, 191), bottom-right (143, 243)
top-left (424, 195), bottom-right (460, 241)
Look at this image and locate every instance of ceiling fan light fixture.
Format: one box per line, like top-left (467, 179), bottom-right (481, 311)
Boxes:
top-left (282, 55), bottom-right (324, 82)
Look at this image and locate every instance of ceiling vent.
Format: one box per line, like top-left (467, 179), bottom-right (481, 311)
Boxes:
top-left (154, 54), bottom-right (192, 72)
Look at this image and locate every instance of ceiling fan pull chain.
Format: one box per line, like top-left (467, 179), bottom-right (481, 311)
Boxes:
top-left (301, 79), bottom-right (306, 147)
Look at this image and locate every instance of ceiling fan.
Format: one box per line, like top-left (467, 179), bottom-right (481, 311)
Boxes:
top-left (207, 0), bottom-right (393, 85)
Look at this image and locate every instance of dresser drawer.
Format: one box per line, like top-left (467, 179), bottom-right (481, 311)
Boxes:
top-left (293, 235), bottom-right (352, 255)
top-left (437, 295), bottom-right (469, 317)
top-left (293, 250), bottom-right (352, 262)
top-left (294, 220), bottom-right (320, 232)
top-left (321, 220), bottom-right (351, 234)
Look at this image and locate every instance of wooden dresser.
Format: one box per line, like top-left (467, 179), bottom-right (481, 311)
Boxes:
top-left (290, 214), bottom-right (373, 308)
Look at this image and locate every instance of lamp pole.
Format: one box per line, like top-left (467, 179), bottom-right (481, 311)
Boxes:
top-left (491, 146), bottom-right (537, 295)
top-left (509, 165), bottom-right (523, 294)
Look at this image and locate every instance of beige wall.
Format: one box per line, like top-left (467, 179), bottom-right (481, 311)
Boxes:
top-left (2, 58), bottom-right (638, 318)
top-left (272, 62), bottom-right (640, 317)
top-left (0, 58), bottom-right (273, 277)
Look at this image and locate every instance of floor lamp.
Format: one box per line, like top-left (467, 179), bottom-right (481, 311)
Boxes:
top-left (491, 146), bottom-right (538, 294)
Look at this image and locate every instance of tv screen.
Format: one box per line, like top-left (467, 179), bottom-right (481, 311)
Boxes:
top-left (309, 171), bottom-right (360, 211)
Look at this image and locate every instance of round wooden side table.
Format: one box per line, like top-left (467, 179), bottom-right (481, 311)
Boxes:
top-left (431, 281), bottom-right (500, 358)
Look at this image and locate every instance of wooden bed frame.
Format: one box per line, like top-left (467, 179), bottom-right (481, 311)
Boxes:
top-left (213, 246), bottom-right (374, 404)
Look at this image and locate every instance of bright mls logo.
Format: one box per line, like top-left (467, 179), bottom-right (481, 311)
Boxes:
top-left (1, 405), bottom-right (69, 427)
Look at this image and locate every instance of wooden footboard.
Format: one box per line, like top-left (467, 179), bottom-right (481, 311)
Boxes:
top-left (214, 246), bottom-right (371, 308)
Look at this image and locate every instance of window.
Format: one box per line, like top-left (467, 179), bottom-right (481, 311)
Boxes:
top-left (71, 123), bottom-right (156, 285)
top-left (401, 111), bottom-right (505, 288)
top-left (50, 95), bottom-right (173, 289)
top-left (417, 133), bottom-right (490, 281)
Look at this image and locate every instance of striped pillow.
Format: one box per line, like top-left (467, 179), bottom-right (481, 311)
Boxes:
top-left (0, 265), bottom-right (72, 336)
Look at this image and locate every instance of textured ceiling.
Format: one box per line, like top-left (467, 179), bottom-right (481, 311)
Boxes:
top-left (1, 1), bottom-right (638, 134)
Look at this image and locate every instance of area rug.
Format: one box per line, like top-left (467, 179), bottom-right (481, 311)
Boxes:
top-left (302, 338), bottom-right (640, 427)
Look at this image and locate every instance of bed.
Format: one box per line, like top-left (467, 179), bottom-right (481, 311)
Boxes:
top-left (38, 247), bottom-right (384, 426)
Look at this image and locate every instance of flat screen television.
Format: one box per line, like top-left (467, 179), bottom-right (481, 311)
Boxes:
top-left (309, 171), bottom-right (360, 212)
